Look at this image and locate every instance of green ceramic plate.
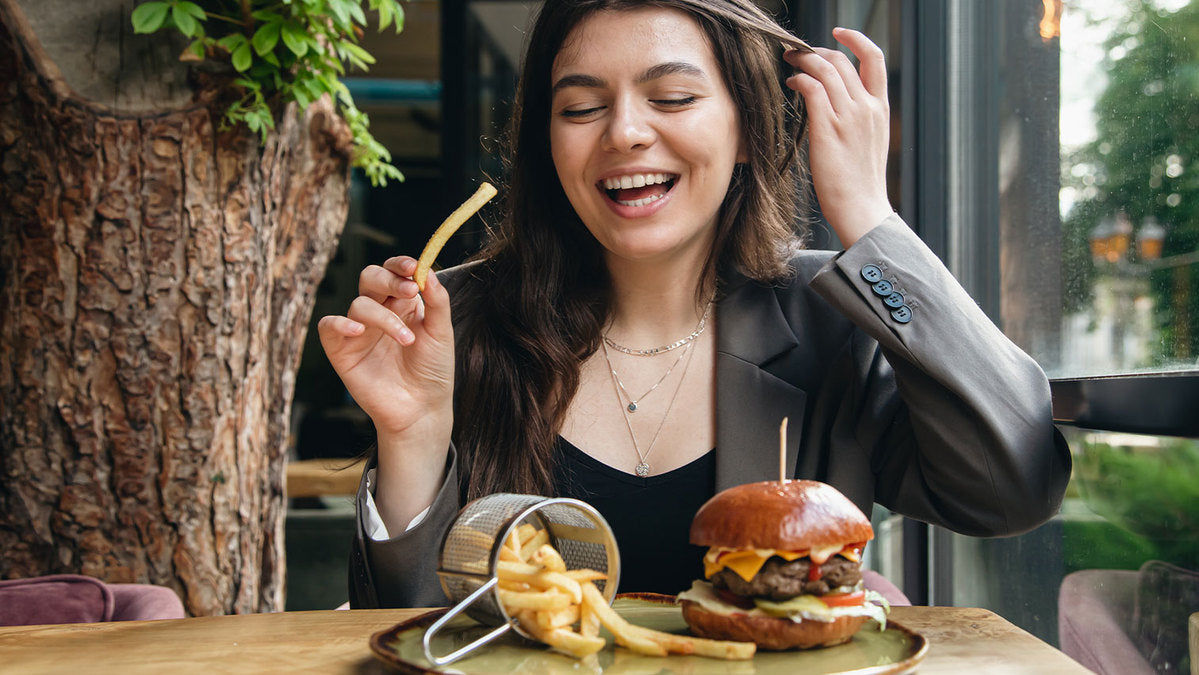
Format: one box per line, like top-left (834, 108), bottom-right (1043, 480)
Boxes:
top-left (369, 594), bottom-right (928, 674)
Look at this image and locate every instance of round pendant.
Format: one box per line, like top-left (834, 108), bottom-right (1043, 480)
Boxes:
top-left (627, 402), bottom-right (638, 413)
top-left (635, 461), bottom-right (650, 477)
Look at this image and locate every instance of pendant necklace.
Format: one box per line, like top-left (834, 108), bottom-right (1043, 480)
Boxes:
top-left (607, 343), bottom-right (691, 412)
top-left (602, 339), bottom-right (696, 477)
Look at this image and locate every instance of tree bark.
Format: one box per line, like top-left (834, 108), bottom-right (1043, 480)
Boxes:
top-left (0, 0), bottom-right (351, 614)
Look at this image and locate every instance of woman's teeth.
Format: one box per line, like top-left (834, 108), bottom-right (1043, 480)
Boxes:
top-left (620, 194), bottom-right (663, 207)
top-left (601, 173), bottom-right (677, 207)
top-left (602, 173), bottom-right (673, 190)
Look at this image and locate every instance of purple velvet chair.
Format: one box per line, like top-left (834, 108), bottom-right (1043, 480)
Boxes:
top-left (864, 570), bottom-right (912, 606)
top-left (0, 574), bottom-right (185, 626)
top-left (1059, 561), bottom-right (1199, 674)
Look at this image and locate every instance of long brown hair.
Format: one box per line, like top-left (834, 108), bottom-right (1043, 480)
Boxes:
top-left (451, 0), bottom-right (812, 501)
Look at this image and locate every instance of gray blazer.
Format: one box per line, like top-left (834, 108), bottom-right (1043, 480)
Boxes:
top-left (347, 216), bottom-right (1071, 608)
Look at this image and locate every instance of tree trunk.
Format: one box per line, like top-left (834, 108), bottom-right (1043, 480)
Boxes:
top-left (0, 0), bottom-right (351, 614)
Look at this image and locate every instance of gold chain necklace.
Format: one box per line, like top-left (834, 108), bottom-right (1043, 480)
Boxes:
top-left (603, 300), bottom-right (713, 357)
top-left (601, 339), bottom-right (696, 476)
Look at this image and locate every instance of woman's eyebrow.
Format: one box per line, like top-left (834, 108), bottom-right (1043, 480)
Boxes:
top-left (551, 61), bottom-right (707, 95)
top-left (636, 61), bottom-right (706, 84)
top-left (552, 73), bottom-right (605, 94)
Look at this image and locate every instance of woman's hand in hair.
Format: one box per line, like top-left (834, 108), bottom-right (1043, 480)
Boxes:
top-left (317, 256), bottom-right (455, 526)
top-left (784, 27), bottom-right (893, 248)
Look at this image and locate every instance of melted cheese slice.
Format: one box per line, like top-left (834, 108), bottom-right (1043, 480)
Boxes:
top-left (703, 543), bottom-right (863, 581)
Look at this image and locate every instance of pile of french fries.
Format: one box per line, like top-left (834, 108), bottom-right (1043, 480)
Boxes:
top-left (496, 524), bottom-right (756, 661)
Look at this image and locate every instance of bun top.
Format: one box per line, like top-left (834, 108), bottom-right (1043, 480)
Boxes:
top-left (690, 480), bottom-right (874, 551)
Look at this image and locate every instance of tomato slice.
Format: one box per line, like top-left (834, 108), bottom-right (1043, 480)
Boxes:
top-left (820, 590), bottom-right (866, 607)
top-left (715, 588), bottom-right (755, 610)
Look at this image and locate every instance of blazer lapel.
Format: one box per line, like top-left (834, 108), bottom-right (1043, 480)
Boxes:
top-left (714, 277), bottom-right (809, 491)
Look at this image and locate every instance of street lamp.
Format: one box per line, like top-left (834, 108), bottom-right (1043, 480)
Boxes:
top-left (1137, 216), bottom-right (1166, 262)
top-left (1089, 213), bottom-right (1133, 264)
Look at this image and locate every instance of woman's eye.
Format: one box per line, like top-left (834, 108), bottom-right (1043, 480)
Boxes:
top-left (654, 96), bottom-right (696, 107)
top-left (560, 106), bottom-right (603, 118)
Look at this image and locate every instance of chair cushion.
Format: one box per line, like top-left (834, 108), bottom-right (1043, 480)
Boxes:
top-left (1057, 568), bottom-right (1152, 675)
top-left (108, 583), bottom-right (186, 621)
top-left (862, 570), bottom-right (911, 607)
top-left (0, 574), bottom-right (114, 626)
top-left (1132, 560), bottom-right (1199, 673)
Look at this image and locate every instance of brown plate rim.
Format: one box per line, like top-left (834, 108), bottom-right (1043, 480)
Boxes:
top-left (369, 592), bottom-right (929, 675)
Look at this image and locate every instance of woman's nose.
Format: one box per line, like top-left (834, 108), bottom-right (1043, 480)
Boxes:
top-left (602, 100), bottom-right (655, 153)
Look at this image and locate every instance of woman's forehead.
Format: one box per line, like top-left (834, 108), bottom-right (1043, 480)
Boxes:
top-left (552, 7), bottom-right (718, 78)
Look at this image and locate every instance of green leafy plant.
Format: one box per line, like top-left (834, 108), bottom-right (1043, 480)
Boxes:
top-left (131, 0), bottom-right (406, 186)
top-left (1074, 436), bottom-right (1199, 568)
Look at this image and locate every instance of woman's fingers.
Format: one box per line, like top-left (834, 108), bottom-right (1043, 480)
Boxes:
top-left (784, 28), bottom-right (887, 113)
top-left (832, 27), bottom-right (887, 99)
top-left (347, 295), bottom-right (416, 346)
top-left (359, 258), bottom-right (420, 304)
top-left (415, 269), bottom-right (454, 343)
top-left (318, 314), bottom-right (365, 338)
top-left (785, 48), bottom-right (852, 112)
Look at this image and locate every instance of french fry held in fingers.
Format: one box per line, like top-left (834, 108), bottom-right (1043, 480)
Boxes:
top-left (413, 182), bottom-right (498, 291)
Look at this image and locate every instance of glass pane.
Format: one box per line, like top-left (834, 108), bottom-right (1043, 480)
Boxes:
top-left (1055, 0), bottom-right (1199, 376)
top-left (951, 4), bottom-right (1199, 673)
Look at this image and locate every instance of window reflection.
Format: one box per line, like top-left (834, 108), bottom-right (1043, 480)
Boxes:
top-left (1058, 0), bottom-right (1199, 376)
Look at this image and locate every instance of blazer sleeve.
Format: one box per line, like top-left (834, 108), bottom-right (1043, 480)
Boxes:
top-left (808, 214), bottom-right (1071, 536)
top-left (348, 447), bottom-right (460, 608)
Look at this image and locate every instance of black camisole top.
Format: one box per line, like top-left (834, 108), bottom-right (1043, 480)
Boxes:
top-left (551, 436), bottom-right (715, 595)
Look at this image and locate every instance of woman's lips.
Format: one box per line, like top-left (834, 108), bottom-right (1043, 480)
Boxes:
top-left (599, 172), bottom-right (678, 208)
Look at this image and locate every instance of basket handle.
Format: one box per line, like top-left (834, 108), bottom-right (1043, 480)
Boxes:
top-left (422, 576), bottom-right (513, 666)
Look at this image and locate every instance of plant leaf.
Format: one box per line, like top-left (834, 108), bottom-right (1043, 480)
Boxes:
top-left (171, 4), bottom-right (198, 37)
top-left (131, 2), bottom-right (170, 34)
top-left (281, 22), bottom-right (309, 57)
top-left (232, 42), bottom-right (253, 72)
top-left (252, 21), bottom-right (281, 56)
top-left (342, 42), bottom-right (375, 67)
top-left (327, 0), bottom-right (351, 29)
top-left (177, 1), bottom-right (206, 20)
top-left (217, 33), bottom-right (247, 52)
top-left (375, 1), bottom-right (392, 31)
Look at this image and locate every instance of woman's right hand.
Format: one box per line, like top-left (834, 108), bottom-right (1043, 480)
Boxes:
top-left (317, 256), bottom-right (455, 526)
top-left (318, 256), bottom-right (455, 436)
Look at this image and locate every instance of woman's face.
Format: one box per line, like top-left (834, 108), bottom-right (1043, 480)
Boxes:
top-left (549, 7), bottom-right (744, 268)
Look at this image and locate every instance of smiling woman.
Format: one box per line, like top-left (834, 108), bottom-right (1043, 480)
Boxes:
top-left (548, 8), bottom-right (743, 270)
top-left (316, 0), bottom-right (1070, 610)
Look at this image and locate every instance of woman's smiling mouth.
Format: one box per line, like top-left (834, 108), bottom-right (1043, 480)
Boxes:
top-left (600, 172), bottom-right (678, 207)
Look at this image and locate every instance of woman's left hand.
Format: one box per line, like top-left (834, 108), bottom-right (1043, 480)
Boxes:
top-left (785, 28), bottom-right (893, 248)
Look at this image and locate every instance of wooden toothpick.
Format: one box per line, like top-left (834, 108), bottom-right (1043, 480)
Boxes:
top-left (778, 417), bottom-right (789, 486)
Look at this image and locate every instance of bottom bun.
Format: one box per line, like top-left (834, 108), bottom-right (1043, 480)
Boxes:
top-left (680, 599), bottom-right (868, 650)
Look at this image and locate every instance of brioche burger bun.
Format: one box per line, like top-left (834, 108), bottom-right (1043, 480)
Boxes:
top-left (677, 480), bottom-right (890, 650)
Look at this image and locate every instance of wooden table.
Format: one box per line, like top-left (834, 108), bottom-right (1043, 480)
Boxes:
top-left (0, 606), bottom-right (1088, 674)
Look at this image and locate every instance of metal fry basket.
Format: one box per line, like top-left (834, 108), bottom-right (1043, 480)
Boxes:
top-left (421, 493), bottom-right (621, 666)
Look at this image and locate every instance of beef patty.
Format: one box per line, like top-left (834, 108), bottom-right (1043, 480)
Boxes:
top-left (711, 555), bottom-right (863, 600)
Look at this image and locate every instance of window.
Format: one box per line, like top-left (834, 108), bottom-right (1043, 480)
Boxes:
top-left (831, 1), bottom-right (1199, 669)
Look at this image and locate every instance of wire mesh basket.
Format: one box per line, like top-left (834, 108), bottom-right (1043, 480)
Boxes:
top-left (421, 493), bottom-right (621, 666)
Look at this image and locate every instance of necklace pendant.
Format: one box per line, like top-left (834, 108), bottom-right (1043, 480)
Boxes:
top-left (627, 402), bottom-right (638, 413)
top-left (635, 461), bottom-right (650, 477)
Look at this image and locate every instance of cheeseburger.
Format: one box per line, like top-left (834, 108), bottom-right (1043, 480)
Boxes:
top-left (678, 480), bottom-right (889, 650)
